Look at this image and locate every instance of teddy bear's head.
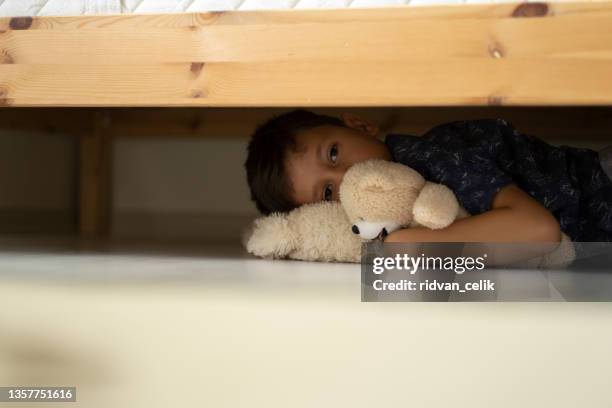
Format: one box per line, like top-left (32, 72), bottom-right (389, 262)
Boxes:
top-left (339, 159), bottom-right (426, 240)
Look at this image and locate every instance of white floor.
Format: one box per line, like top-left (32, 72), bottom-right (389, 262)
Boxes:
top-left (1, 234), bottom-right (611, 407)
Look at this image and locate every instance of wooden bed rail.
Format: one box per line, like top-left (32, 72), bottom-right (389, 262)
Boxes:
top-left (1, 1), bottom-right (612, 107)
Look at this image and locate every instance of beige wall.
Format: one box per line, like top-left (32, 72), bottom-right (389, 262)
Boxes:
top-left (111, 136), bottom-right (257, 241)
top-left (112, 137), bottom-right (256, 215)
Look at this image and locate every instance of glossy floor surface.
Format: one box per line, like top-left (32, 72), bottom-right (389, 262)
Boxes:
top-left (0, 234), bottom-right (611, 407)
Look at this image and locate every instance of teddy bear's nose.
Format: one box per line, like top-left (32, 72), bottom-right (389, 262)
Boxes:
top-left (351, 225), bottom-right (360, 235)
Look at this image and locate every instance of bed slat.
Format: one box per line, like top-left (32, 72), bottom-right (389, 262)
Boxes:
top-left (1, 2), bottom-right (612, 106)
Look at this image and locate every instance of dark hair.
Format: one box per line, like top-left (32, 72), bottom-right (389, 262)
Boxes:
top-left (244, 109), bottom-right (346, 215)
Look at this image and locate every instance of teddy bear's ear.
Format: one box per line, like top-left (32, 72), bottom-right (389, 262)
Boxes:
top-left (244, 213), bottom-right (299, 259)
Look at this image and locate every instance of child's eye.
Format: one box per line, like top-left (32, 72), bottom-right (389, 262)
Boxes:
top-left (329, 144), bottom-right (338, 163)
top-left (324, 184), bottom-right (333, 201)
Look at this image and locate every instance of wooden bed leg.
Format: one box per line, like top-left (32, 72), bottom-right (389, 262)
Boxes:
top-left (78, 110), bottom-right (112, 236)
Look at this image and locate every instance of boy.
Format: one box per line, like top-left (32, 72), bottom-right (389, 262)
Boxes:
top-left (244, 109), bottom-right (612, 254)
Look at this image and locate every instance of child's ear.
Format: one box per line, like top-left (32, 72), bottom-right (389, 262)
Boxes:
top-left (341, 112), bottom-right (380, 138)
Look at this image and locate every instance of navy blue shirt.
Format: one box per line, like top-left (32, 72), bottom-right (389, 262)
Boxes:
top-left (385, 118), bottom-right (612, 242)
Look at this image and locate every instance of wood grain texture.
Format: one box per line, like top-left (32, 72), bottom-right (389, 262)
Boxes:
top-left (0, 2), bottom-right (611, 106)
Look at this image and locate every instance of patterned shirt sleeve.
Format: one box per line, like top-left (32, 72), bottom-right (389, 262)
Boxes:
top-left (409, 118), bottom-right (516, 214)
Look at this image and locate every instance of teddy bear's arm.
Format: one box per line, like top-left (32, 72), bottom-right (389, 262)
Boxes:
top-left (412, 182), bottom-right (460, 229)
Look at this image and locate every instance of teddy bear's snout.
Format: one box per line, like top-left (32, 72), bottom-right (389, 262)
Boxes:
top-left (352, 221), bottom-right (401, 240)
top-left (352, 223), bottom-right (388, 240)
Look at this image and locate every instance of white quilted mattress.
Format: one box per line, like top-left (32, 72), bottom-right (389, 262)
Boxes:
top-left (0, 0), bottom-right (584, 17)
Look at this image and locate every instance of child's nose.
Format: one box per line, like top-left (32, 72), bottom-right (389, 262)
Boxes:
top-left (324, 164), bottom-right (346, 183)
top-left (335, 170), bottom-right (347, 194)
top-left (335, 163), bottom-right (350, 185)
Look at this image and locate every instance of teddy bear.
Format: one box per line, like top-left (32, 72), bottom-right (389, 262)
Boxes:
top-left (242, 159), bottom-right (468, 262)
top-left (242, 159), bottom-right (575, 269)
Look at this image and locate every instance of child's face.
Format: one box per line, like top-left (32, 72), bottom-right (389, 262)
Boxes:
top-left (284, 113), bottom-right (392, 206)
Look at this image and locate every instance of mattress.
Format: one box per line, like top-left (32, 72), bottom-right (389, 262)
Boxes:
top-left (0, 0), bottom-right (583, 17)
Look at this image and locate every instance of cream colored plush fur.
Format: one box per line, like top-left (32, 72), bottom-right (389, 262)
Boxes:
top-left (242, 200), bottom-right (362, 263)
top-left (243, 159), bottom-right (575, 268)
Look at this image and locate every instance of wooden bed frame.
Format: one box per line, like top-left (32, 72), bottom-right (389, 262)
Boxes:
top-left (0, 1), bottom-right (611, 236)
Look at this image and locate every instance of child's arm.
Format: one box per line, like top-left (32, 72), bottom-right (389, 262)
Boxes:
top-left (384, 184), bottom-right (562, 264)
